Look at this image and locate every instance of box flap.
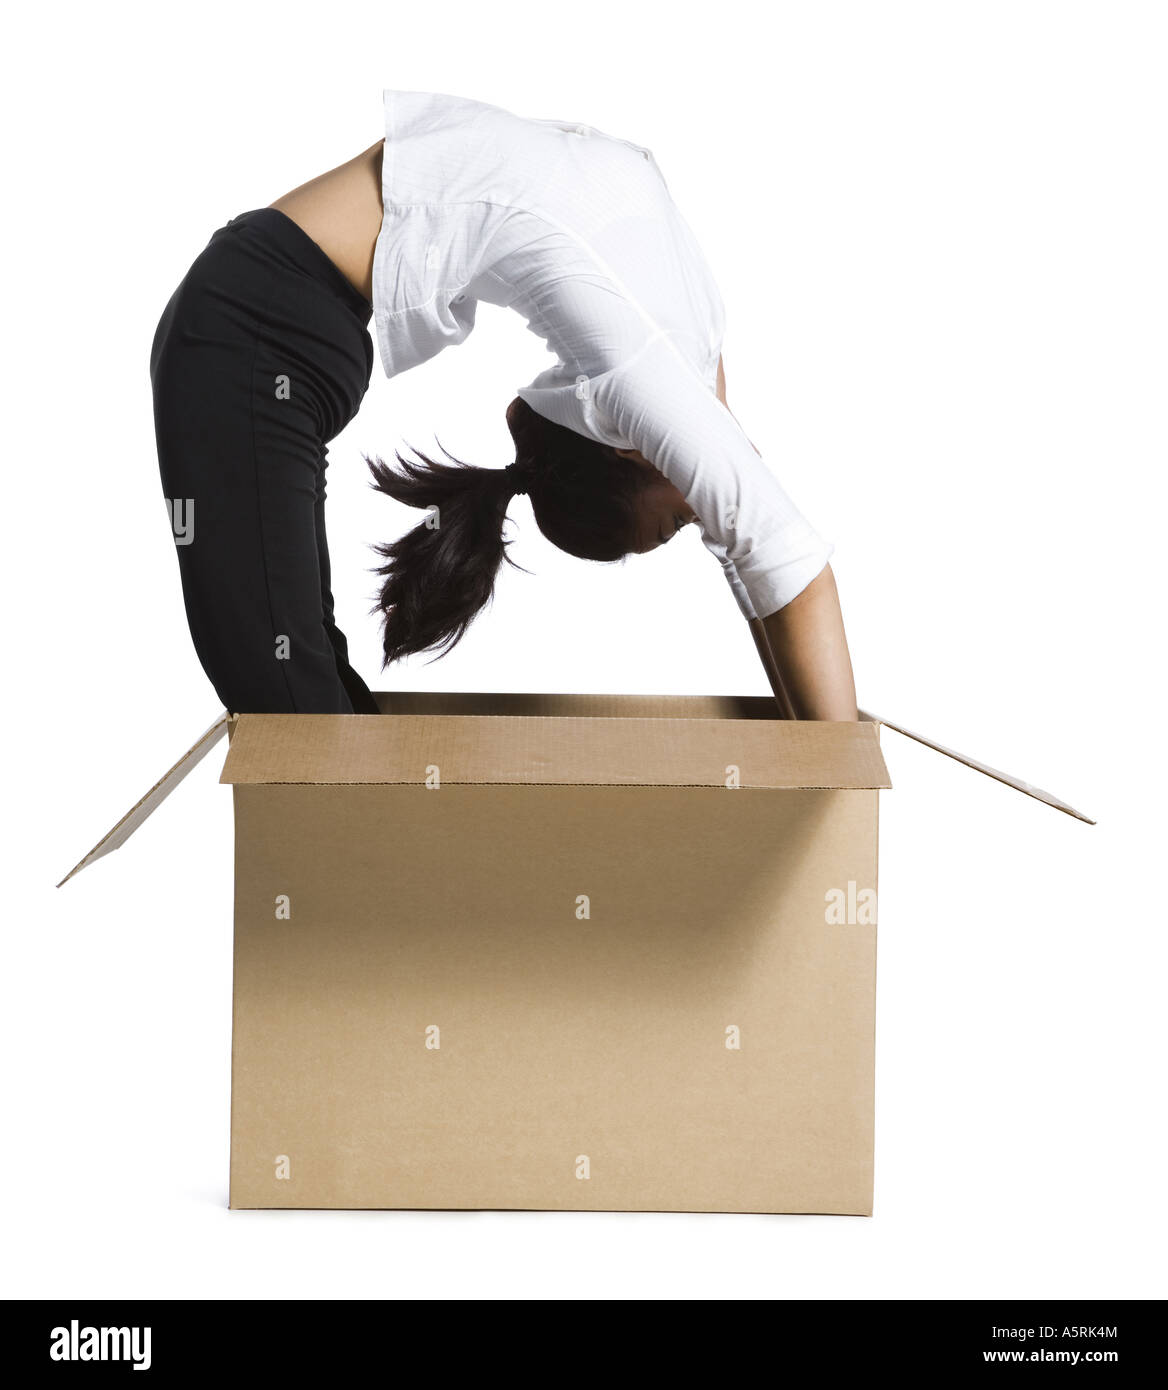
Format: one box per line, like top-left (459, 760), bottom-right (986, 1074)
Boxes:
top-left (220, 712), bottom-right (891, 790)
top-left (859, 709), bottom-right (1094, 824)
top-left (56, 713), bottom-right (232, 887)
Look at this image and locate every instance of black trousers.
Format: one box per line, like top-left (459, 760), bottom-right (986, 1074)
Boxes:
top-left (150, 207), bottom-right (381, 714)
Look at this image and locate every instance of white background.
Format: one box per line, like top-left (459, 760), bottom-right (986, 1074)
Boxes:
top-left (3, 0), bottom-right (1164, 1300)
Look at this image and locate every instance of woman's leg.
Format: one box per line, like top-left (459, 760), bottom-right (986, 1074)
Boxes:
top-left (312, 459), bottom-right (380, 713)
top-left (152, 325), bottom-right (357, 712)
top-left (150, 213), bottom-right (375, 714)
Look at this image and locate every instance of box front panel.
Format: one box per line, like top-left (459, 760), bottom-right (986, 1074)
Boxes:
top-left (230, 784), bottom-right (878, 1213)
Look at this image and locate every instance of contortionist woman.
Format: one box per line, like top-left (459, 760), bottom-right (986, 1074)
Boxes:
top-left (150, 90), bottom-right (858, 720)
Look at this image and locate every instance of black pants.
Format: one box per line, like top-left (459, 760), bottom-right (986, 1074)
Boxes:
top-left (150, 207), bottom-right (381, 714)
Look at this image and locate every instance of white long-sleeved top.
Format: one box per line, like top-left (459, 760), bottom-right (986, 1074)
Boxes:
top-left (370, 89), bottom-right (834, 620)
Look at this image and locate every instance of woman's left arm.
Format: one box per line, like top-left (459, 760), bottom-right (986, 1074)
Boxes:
top-left (717, 355), bottom-right (859, 721)
top-left (592, 342), bottom-right (857, 715)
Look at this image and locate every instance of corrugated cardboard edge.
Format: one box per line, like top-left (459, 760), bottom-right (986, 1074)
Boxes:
top-left (56, 712), bottom-right (232, 887)
top-left (859, 709), bottom-right (1095, 824)
top-left (56, 695), bottom-right (1092, 889)
top-left (219, 712), bottom-right (893, 790)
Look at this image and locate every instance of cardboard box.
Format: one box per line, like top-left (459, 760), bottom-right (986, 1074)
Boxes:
top-left (59, 693), bottom-right (1092, 1215)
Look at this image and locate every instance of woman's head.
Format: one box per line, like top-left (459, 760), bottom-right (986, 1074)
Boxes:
top-left (365, 396), bottom-right (696, 665)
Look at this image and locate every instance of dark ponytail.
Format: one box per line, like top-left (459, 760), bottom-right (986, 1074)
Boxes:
top-left (365, 397), bottom-right (650, 666)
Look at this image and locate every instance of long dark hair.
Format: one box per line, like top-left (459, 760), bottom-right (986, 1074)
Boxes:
top-left (365, 397), bottom-right (649, 665)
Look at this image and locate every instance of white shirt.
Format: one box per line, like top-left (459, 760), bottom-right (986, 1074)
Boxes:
top-left (370, 89), bottom-right (834, 620)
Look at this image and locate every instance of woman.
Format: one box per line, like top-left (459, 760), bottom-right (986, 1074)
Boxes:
top-left (150, 90), bottom-right (857, 719)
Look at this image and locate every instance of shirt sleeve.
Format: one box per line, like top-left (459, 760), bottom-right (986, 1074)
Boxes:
top-left (588, 336), bottom-right (834, 619)
top-left (699, 531), bottom-right (758, 620)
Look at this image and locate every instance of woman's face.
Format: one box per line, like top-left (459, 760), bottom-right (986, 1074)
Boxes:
top-left (617, 450), bottom-right (699, 553)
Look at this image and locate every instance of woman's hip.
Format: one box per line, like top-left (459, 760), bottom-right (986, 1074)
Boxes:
top-left (150, 207), bottom-right (374, 441)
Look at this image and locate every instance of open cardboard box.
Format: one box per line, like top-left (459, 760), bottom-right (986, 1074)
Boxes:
top-left (59, 693), bottom-right (1092, 1214)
